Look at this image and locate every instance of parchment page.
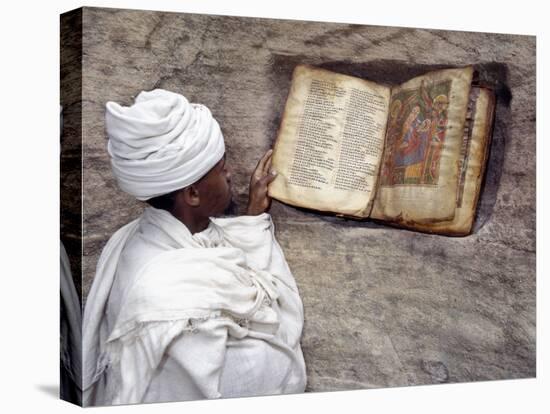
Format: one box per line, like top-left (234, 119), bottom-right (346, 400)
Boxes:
top-left (371, 67), bottom-right (474, 222)
top-left (268, 65), bottom-right (391, 217)
top-left (405, 87), bottom-right (495, 235)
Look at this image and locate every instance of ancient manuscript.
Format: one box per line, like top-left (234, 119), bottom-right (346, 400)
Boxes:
top-left (268, 65), bottom-right (495, 236)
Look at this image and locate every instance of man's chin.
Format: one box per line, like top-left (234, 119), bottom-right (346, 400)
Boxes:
top-left (222, 197), bottom-right (239, 217)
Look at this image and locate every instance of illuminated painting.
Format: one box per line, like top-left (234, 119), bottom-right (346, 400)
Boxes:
top-left (380, 80), bottom-right (451, 186)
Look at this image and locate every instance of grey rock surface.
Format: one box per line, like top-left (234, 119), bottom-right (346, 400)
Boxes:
top-left (62, 7), bottom-right (536, 392)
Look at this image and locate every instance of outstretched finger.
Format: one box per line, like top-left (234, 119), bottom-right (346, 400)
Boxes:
top-left (260, 169), bottom-right (278, 186)
top-left (263, 152), bottom-right (274, 175)
top-left (256, 149), bottom-right (273, 173)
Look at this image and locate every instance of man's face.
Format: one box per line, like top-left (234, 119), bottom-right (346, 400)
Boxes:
top-left (195, 154), bottom-right (233, 217)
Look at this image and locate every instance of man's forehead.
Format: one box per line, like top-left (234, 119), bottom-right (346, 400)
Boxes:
top-left (201, 154), bottom-right (226, 181)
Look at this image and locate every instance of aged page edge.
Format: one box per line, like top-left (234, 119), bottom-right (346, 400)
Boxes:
top-left (401, 87), bottom-right (495, 235)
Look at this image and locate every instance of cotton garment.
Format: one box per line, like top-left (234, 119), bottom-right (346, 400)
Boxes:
top-left (60, 241), bottom-right (82, 403)
top-left (105, 89), bottom-right (225, 200)
top-left (82, 208), bottom-right (306, 406)
top-left (60, 106), bottom-right (83, 402)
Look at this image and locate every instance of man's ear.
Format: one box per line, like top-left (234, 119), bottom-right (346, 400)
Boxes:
top-left (181, 185), bottom-right (201, 207)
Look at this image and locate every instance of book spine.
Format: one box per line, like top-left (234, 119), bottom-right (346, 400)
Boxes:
top-left (60, 7), bottom-right (83, 407)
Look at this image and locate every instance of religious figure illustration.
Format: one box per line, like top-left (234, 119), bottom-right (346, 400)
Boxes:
top-left (395, 105), bottom-right (431, 168)
top-left (380, 80), bottom-right (451, 186)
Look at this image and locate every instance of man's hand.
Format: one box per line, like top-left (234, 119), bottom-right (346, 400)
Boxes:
top-left (247, 149), bottom-right (278, 215)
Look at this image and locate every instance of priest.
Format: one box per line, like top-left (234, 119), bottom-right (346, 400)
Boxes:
top-left (82, 89), bottom-right (306, 406)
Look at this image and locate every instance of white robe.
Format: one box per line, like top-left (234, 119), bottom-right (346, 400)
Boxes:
top-left (60, 241), bottom-right (82, 402)
top-left (82, 207), bottom-right (306, 406)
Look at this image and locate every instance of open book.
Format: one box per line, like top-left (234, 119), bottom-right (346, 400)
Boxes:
top-left (268, 65), bottom-right (495, 236)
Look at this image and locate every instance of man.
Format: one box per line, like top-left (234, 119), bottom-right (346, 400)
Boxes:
top-left (60, 106), bottom-right (82, 405)
top-left (82, 89), bottom-right (306, 406)
top-left (60, 241), bottom-right (82, 404)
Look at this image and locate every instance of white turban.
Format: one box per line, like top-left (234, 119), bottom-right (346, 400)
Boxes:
top-left (105, 89), bottom-right (225, 200)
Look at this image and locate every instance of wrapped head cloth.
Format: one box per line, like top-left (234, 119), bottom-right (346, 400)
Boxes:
top-left (105, 89), bottom-right (225, 200)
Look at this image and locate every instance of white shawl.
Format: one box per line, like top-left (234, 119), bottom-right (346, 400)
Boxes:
top-left (82, 208), bottom-right (306, 406)
top-left (60, 241), bottom-right (82, 387)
